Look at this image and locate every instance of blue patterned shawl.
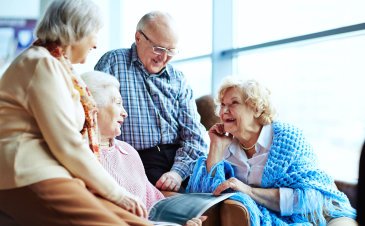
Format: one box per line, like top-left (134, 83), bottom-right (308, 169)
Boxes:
top-left (187, 121), bottom-right (356, 225)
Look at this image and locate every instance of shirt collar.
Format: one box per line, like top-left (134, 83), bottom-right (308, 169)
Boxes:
top-left (225, 124), bottom-right (273, 158)
top-left (100, 139), bottom-right (129, 155)
top-left (130, 43), bottom-right (139, 65)
top-left (114, 141), bottom-right (129, 155)
top-left (257, 124), bottom-right (273, 151)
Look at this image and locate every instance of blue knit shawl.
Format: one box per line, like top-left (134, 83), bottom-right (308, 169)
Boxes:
top-left (187, 121), bottom-right (356, 225)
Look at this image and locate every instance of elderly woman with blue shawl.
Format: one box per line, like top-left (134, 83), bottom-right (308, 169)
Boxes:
top-left (187, 77), bottom-right (356, 225)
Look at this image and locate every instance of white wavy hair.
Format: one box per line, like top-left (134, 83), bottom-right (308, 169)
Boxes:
top-left (35, 0), bottom-right (103, 45)
top-left (80, 71), bottom-right (120, 108)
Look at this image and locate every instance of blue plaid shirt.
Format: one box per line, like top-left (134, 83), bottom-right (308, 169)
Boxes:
top-left (94, 44), bottom-right (208, 179)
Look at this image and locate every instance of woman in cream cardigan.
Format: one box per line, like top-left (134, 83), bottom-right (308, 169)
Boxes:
top-left (0, 0), bottom-right (150, 225)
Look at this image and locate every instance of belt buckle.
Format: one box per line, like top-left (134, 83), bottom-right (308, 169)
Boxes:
top-left (156, 145), bottom-right (161, 152)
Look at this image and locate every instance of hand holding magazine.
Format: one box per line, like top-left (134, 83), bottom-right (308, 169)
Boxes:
top-left (148, 192), bottom-right (235, 226)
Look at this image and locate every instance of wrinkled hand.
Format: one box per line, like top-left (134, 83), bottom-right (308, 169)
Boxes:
top-left (206, 123), bottom-right (233, 171)
top-left (185, 216), bottom-right (208, 226)
top-left (208, 123), bottom-right (233, 152)
top-left (117, 193), bottom-right (148, 218)
top-left (213, 177), bottom-right (252, 196)
top-left (155, 171), bottom-right (182, 191)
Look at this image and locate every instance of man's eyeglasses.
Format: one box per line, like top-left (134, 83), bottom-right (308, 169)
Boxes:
top-left (139, 30), bottom-right (179, 57)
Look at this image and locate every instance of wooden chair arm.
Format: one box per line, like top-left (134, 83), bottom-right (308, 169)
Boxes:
top-left (220, 199), bottom-right (250, 226)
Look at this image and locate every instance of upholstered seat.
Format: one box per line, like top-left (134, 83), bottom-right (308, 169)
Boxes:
top-left (0, 211), bottom-right (18, 226)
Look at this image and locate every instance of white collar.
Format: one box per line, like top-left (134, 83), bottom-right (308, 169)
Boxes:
top-left (225, 124), bottom-right (273, 158)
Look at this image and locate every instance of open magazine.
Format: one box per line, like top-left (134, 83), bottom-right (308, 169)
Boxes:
top-left (148, 192), bottom-right (235, 226)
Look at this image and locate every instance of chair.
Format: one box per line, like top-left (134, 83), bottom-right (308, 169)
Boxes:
top-left (0, 211), bottom-right (18, 226)
top-left (200, 200), bottom-right (250, 226)
top-left (335, 180), bottom-right (357, 208)
top-left (195, 95), bottom-right (220, 131)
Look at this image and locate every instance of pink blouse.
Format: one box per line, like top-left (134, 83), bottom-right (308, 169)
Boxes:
top-left (99, 139), bottom-right (165, 210)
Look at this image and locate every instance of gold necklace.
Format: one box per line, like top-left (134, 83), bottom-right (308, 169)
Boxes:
top-left (239, 142), bottom-right (256, 151)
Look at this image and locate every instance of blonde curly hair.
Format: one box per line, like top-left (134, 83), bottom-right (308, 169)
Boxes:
top-left (215, 77), bottom-right (276, 125)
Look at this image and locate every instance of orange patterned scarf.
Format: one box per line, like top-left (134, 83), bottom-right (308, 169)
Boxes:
top-left (33, 39), bottom-right (100, 158)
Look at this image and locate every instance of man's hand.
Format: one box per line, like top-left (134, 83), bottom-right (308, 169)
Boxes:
top-left (155, 171), bottom-right (182, 191)
top-left (117, 193), bottom-right (148, 218)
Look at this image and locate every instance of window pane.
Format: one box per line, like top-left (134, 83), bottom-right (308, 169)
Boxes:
top-left (120, 0), bottom-right (212, 59)
top-left (235, 33), bottom-right (365, 182)
top-left (172, 58), bottom-right (212, 99)
top-left (233, 0), bottom-right (365, 47)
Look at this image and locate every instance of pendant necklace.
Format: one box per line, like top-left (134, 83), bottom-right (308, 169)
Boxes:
top-left (239, 142), bottom-right (256, 151)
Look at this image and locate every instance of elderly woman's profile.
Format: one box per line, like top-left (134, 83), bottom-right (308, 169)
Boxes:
top-left (81, 70), bottom-right (206, 226)
top-left (187, 77), bottom-right (357, 225)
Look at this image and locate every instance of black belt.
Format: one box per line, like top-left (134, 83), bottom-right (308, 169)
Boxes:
top-left (137, 144), bottom-right (180, 152)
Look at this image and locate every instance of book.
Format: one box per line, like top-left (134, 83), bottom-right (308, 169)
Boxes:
top-left (148, 192), bottom-right (235, 226)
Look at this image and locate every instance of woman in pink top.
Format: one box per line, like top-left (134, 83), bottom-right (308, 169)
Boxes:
top-left (81, 71), bottom-right (205, 226)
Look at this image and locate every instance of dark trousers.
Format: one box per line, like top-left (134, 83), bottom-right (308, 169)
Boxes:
top-left (137, 144), bottom-right (189, 190)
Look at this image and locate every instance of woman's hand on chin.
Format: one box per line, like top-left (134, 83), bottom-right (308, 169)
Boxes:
top-left (206, 123), bottom-right (233, 171)
top-left (208, 123), bottom-right (233, 155)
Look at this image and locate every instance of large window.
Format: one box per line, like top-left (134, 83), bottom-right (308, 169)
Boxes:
top-left (119, 0), bottom-right (213, 98)
top-left (232, 0), bottom-right (365, 182)
top-left (234, 33), bottom-right (365, 182)
top-left (5, 0), bottom-right (362, 182)
top-left (110, 0), bottom-right (365, 182)
top-left (233, 0), bottom-right (365, 47)
top-left (119, 0), bottom-right (212, 59)
top-left (172, 58), bottom-right (212, 98)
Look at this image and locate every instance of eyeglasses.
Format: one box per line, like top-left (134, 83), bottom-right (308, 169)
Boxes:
top-left (139, 30), bottom-right (179, 57)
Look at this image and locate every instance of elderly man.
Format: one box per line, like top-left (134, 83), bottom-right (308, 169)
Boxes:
top-left (95, 11), bottom-right (207, 192)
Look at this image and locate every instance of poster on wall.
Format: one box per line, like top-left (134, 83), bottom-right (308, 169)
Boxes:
top-left (0, 18), bottom-right (37, 75)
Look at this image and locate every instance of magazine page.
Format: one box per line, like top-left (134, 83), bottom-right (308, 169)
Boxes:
top-left (148, 193), bottom-right (235, 225)
top-left (150, 221), bottom-right (181, 226)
